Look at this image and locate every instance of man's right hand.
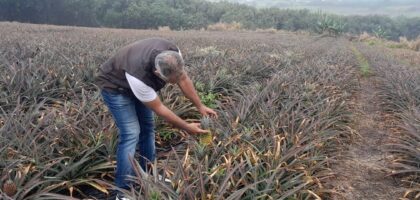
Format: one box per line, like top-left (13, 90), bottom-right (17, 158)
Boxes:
top-left (186, 123), bottom-right (209, 135)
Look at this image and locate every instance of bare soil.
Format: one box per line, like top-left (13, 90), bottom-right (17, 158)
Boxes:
top-left (330, 74), bottom-right (407, 199)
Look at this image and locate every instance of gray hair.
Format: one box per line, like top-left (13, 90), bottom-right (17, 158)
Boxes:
top-left (155, 51), bottom-right (184, 79)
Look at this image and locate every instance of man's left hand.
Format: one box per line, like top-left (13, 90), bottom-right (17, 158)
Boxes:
top-left (198, 105), bottom-right (218, 118)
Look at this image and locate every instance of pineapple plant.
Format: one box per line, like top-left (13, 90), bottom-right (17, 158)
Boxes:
top-left (0, 22), bottom-right (378, 199)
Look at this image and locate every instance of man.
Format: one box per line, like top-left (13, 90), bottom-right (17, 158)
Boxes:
top-left (96, 38), bottom-right (217, 198)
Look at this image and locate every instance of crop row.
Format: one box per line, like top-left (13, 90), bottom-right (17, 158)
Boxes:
top-left (0, 23), bottom-right (358, 199)
top-left (356, 44), bottom-right (420, 199)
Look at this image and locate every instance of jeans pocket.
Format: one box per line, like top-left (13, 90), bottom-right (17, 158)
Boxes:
top-left (101, 90), bottom-right (134, 110)
top-left (101, 89), bottom-right (121, 99)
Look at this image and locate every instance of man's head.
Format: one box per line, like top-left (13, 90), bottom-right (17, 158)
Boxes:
top-left (154, 51), bottom-right (185, 84)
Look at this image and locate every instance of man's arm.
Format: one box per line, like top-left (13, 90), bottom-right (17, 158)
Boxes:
top-left (143, 97), bottom-right (208, 135)
top-left (177, 73), bottom-right (203, 109)
top-left (125, 72), bottom-right (207, 135)
top-left (177, 73), bottom-right (218, 117)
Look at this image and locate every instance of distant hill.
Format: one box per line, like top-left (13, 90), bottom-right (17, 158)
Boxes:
top-left (207, 0), bottom-right (420, 16)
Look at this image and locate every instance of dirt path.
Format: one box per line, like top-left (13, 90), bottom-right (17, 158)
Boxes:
top-left (330, 62), bottom-right (406, 199)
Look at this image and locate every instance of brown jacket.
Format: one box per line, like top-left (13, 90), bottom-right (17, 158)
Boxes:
top-left (95, 38), bottom-right (180, 92)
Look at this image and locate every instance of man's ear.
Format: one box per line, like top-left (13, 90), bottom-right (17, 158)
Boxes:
top-left (150, 49), bottom-right (161, 65)
top-left (179, 71), bottom-right (187, 81)
top-left (153, 70), bottom-right (160, 76)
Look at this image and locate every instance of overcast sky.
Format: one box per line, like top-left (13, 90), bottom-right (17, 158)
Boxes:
top-left (209, 0), bottom-right (420, 16)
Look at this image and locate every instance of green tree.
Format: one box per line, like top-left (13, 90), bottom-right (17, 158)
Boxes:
top-left (0, 0), bottom-right (419, 39)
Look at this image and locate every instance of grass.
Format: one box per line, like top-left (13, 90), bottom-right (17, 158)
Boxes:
top-left (351, 45), bottom-right (372, 77)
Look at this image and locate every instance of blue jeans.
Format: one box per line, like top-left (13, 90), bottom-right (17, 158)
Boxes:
top-left (101, 90), bottom-right (156, 189)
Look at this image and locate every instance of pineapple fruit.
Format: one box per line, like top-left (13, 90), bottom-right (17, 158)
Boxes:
top-left (199, 117), bottom-right (214, 146)
top-left (2, 179), bottom-right (17, 197)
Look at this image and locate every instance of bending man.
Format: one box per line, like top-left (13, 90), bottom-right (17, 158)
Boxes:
top-left (95, 38), bottom-right (217, 194)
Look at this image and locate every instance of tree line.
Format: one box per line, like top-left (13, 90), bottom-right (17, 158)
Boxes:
top-left (1, 0), bottom-right (419, 40)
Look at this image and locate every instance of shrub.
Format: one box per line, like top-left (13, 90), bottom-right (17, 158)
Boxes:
top-left (409, 37), bottom-right (420, 51)
top-left (158, 26), bottom-right (171, 31)
top-left (255, 28), bottom-right (277, 34)
top-left (315, 13), bottom-right (345, 36)
top-left (207, 22), bottom-right (242, 31)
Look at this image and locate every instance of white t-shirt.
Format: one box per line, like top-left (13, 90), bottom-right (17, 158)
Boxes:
top-left (125, 72), bottom-right (157, 102)
top-left (126, 50), bottom-right (182, 102)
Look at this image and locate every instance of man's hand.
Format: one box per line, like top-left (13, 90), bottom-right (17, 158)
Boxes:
top-left (177, 74), bottom-right (218, 119)
top-left (198, 105), bottom-right (218, 118)
top-left (186, 123), bottom-right (209, 135)
top-left (176, 68), bottom-right (219, 119)
top-left (143, 97), bottom-right (211, 135)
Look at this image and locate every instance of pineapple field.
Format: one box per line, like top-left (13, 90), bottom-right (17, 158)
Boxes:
top-left (0, 22), bottom-right (419, 200)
